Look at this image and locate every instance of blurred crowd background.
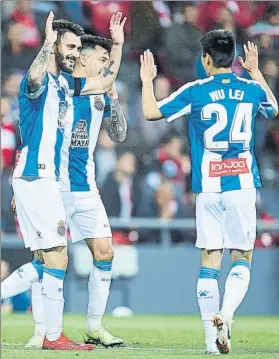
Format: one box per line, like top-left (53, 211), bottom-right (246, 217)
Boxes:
top-left (1, 0), bottom-right (279, 255)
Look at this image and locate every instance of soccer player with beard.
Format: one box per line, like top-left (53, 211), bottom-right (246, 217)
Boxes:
top-left (2, 12), bottom-right (125, 351)
top-left (26, 33), bottom-right (127, 349)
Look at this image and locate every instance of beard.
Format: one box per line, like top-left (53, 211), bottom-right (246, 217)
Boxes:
top-left (56, 52), bottom-right (76, 74)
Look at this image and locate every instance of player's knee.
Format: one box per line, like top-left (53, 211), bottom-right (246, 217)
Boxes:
top-left (94, 244), bottom-right (114, 262)
top-left (201, 249), bottom-right (222, 270)
top-left (230, 249), bottom-right (253, 263)
top-left (42, 246), bottom-right (68, 270)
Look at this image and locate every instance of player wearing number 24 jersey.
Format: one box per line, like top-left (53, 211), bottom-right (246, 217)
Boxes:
top-left (158, 73), bottom-right (276, 193)
top-left (140, 29), bottom-right (278, 356)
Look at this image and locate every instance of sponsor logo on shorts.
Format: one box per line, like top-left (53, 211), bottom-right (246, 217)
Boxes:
top-left (104, 223), bottom-right (109, 228)
top-left (38, 164), bottom-right (46, 170)
top-left (209, 158), bottom-right (249, 177)
top-left (71, 120), bottom-right (89, 148)
top-left (57, 220), bottom-right (66, 236)
top-left (37, 231), bottom-right (42, 239)
top-left (94, 96), bottom-right (104, 111)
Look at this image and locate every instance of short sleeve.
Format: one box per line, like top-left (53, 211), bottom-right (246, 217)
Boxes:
top-left (157, 82), bottom-right (194, 122)
top-left (258, 84), bottom-right (278, 118)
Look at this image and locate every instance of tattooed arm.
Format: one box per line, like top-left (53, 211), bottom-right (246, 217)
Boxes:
top-left (26, 12), bottom-right (57, 96)
top-left (78, 12), bottom-right (127, 95)
top-left (102, 98), bottom-right (127, 143)
top-left (26, 40), bottom-right (54, 95)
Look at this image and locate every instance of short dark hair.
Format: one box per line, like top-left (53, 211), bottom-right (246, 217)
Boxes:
top-left (266, 2), bottom-right (279, 20)
top-left (200, 29), bottom-right (235, 68)
top-left (81, 35), bottom-right (112, 53)
top-left (53, 19), bottom-right (84, 43)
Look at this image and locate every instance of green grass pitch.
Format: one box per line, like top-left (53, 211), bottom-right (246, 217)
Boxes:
top-left (1, 313), bottom-right (279, 359)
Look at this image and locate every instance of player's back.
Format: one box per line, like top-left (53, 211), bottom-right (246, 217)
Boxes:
top-left (158, 72), bottom-right (277, 193)
top-left (188, 73), bottom-right (277, 193)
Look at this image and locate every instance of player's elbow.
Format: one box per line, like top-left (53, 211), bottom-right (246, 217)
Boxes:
top-left (143, 108), bottom-right (163, 121)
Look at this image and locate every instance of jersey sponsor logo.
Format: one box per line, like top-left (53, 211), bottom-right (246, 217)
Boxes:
top-left (58, 100), bottom-right (68, 130)
top-left (209, 158), bottom-right (249, 177)
top-left (71, 120), bottom-right (89, 148)
top-left (57, 220), bottom-right (66, 236)
top-left (94, 96), bottom-right (104, 111)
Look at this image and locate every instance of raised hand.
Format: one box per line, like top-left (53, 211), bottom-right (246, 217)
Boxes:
top-left (140, 50), bottom-right (157, 83)
top-left (45, 11), bottom-right (57, 44)
top-left (109, 12), bottom-right (127, 45)
top-left (238, 41), bottom-right (258, 74)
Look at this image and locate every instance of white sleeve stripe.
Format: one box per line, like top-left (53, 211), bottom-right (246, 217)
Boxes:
top-left (158, 77), bottom-right (213, 107)
top-left (165, 104), bottom-right (191, 122)
top-left (261, 86), bottom-right (278, 111)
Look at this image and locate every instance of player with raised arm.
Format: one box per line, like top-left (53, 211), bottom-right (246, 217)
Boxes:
top-left (140, 30), bottom-right (278, 355)
top-left (0, 12), bottom-right (96, 351)
top-left (26, 29), bottom-right (127, 349)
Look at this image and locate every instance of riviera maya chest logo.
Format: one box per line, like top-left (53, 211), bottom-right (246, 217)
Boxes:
top-left (71, 120), bottom-right (89, 148)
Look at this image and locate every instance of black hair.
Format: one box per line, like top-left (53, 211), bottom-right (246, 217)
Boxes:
top-left (52, 19), bottom-right (84, 43)
top-left (81, 35), bottom-right (112, 53)
top-left (200, 29), bottom-right (235, 68)
top-left (266, 2), bottom-right (279, 20)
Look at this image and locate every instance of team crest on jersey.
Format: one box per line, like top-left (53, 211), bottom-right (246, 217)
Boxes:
top-left (58, 101), bottom-right (68, 130)
top-left (57, 220), bottom-right (66, 236)
top-left (71, 120), bottom-right (89, 148)
top-left (94, 96), bottom-right (104, 111)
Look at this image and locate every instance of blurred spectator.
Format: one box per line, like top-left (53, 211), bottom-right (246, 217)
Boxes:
top-left (197, 1), bottom-right (257, 32)
top-left (255, 213), bottom-right (279, 248)
top-left (138, 182), bottom-right (194, 243)
top-left (165, 2), bottom-right (203, 85)
top-left (131, 1), bottom-right (166, 55)
top-left (1, 97), bottom-right (18, 234)
top-left (9, 0), bottom-right (41, 48)
top-left (95, 129), bottom-right (118, 188)
top-left (157, 135), bottom-right (191, 195)
top-left (139, 75), bottom-right (171, 147)
top-left (2, 22), bottom-right (37, 75)
top-left (101, 152), bottom-right (141, 219)
top-left (83, 1), bottom-right (131, 37)
top-left (3, 72), bottom-right (24, 123)
top-left (248, 2), bottom-right (279, 38)
top-left (261, 121), bottom-right (279, 188)
top-left (1, 260), bottom-right (31, 312)
top-left (1, 97), bottom-right (16, 169)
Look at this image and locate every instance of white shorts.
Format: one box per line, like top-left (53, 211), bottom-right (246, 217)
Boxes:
top-left (61, 192), bottom-right (112, 243)
top-left (195, 189), bottom-right (256, 251)
top-left (12, 178), bottom-right (67, 251)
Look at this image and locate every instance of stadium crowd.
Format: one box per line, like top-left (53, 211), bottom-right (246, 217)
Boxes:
top-left (1, 0), bottom-right (279, 247)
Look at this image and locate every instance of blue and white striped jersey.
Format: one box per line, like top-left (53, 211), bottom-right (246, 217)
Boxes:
top-left (59, 93), bottom-right (111, 192)
top-left (13, 73), bottom-right (71, 180)
top-left (158, 73), bottom-right (278, 193)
